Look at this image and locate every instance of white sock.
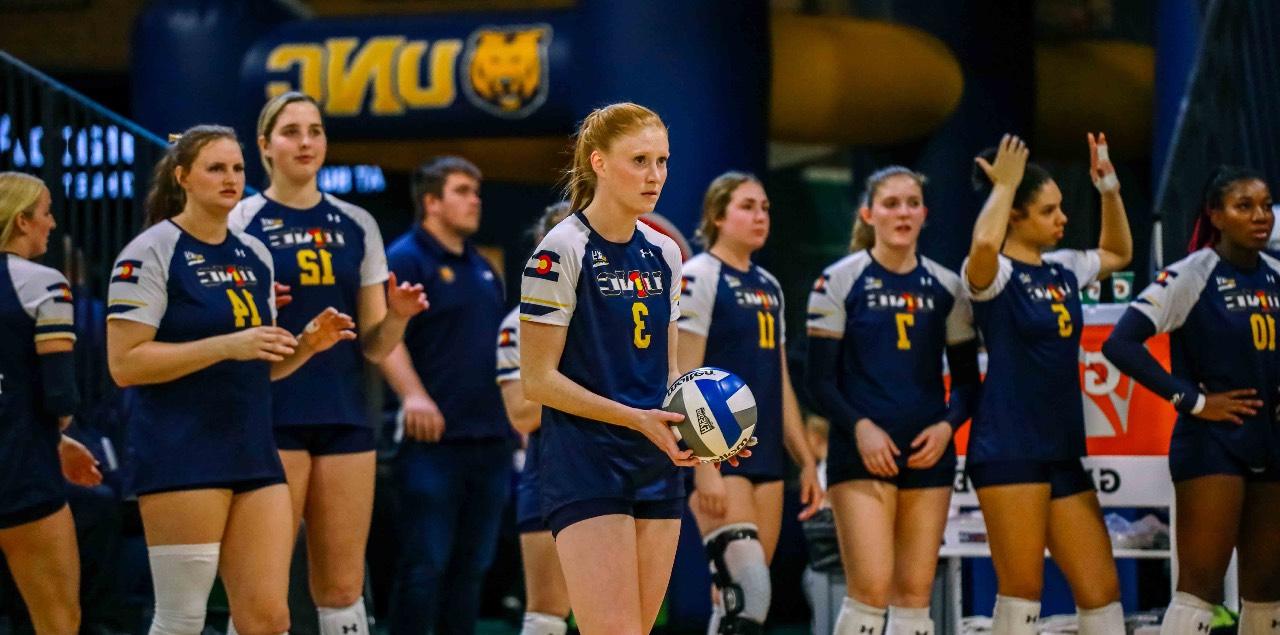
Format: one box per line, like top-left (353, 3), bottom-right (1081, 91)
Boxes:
top-left (1160, 592), bottom-right (1214, 635)
top-left (834, 597), bottom-right (886, 635)
top-left (147, 543), bottom-right (220, 635)
top-left (887, 605), bottom-right (933, 635)
top-left (225, 618), bottom-right (238, 635)
top-left (992, 595), bottom-right (1040, 635)
top-left (706, 600), bottom-right (724, 635)
top-left (1240, 600), bottom-right (1280, 635)
top-left (1077, 601), bottom-right (1124, 635)
top-left (520, 611), bottom-right (568, 635)
top-left (318, 599), bottom-right (368, 635)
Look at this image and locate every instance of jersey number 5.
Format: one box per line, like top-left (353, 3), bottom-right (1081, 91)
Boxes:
top-left (226, 289), bottom-right (262, 328)
top-left (298, 248), bottom-right (336, 286)
top-left (1050, 303), bottom-right (1072, 337)
top-left (632, 301), bottom-right (651, 349)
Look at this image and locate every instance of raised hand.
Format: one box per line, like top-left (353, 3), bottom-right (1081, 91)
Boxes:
top-left (975, 134), bottom-right (1029, 189)
top-left (855, 418), bottom-right (900, 477)
top-left (386, 272), bottom-right (429, 319)
top-left (1088, 132), bottom-right (1120, 194)
top-left (300, 307), bottom-right (357, 353)
top-left (223, 326), bottom-right (297, 362)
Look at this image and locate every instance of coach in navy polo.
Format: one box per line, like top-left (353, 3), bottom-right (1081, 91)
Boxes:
top-left (380, 156), bottom-right (509, 635)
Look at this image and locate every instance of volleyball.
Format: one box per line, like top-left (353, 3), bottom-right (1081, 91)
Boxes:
top-left (662, 367), bottom-right (757, 463)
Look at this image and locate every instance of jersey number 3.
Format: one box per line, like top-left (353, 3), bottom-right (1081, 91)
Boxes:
top-left (226, 289), bottom-right (263, 327)
top-left (1050, 303), bottom-right (1073, 337)
top-left (632, 302), bottom-right (651, 349)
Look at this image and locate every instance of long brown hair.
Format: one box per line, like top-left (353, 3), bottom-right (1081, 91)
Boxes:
top-left (697, 171), bottom-right (760, 248)
top-left (564, 103), bottom-right (667, 211)
top-left (144, 125), bottom-right (239, 226)
top-left (850, 166), bottom-right (928, 252)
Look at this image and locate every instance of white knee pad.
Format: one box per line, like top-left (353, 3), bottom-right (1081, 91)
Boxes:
top-left (147, 543), bottom-right (220, 635)
top-left (1239, 600), bottom-right (1280, 635)
top-left (520, 611), bottom-right (568, 635)
top-left (704, 523), bottom-right (771, 631)
top-left (318, 598), bottom-right (369, 635)
top-left (992, 595), bottom-right (1040, 635)
top-left (834, 597), bottom-right (886, 635)
top-left (887, 606), bottom-right (933, 635)
top-left (1077, 602), bottom-right (1124, 635)
top-left (1161, 592), bottom-right (1214, 635)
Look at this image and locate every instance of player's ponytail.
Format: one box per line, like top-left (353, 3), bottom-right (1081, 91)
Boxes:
top-left (0, 172), bottom-right (47, 250)
top-left (851, 165), bottom-right (928, 252)
top-left (145, 125), bottom-right (239, 227)
top-left (1188, 165), bottom-right (1268, 253)
top-left (565, 102), bottom-right (666, 212)
top-left (697, 171), bottom-right (759, 248)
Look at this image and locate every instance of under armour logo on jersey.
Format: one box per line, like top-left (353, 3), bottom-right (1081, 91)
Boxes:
top-left (639, 248), bottom-right (657, 258)
top-left (341, 624), bottom-right (359, 634)
top-left (1026, 615), bottom-right (1037, 623)
top-left (858, 626), bottom-right (875, 634)
top-left (235, 248), bottom-right (247, 258)
top-left (1195, 622), bottom-right (1210, 632)
top-left (327, 212), bottom-right (342, 223)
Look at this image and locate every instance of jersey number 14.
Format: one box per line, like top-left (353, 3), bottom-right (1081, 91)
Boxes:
top-left (226, 289), bottom-right (263, 327)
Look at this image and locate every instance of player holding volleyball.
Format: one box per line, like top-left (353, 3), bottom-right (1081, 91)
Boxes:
top-left (806, 166), bottom-right (979, 635)
top-left (962, 133), bottom-right (1132, 635)
top-left (496, 201), bottom-right (574, 635)
top-left (520, 102), bottom-right (714, 635)
top-left (230, 92), bottom-right (426, 635)
top-left (0, 171), bottom-right (103, 635)
top-left (1103, 166), bottom-right (1280, 634)
top-left (107, 125), bottom-right (355, 635)
top-left (679, 171), bottom-right (822, 634)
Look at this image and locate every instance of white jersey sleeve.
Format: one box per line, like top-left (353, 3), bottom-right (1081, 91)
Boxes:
top-left (638, 223), bottom-right (683, 322)
top-left (107, 223), bottom-right (179, 327)
top-left (962, 254), bottom-right (1014, 302)
top-left (806, 252), bottom-right (870, 335)
top-left (329, 195), bottom-right (390, 287)
top-left (10, 258), bottom-right (76, 343)
top-left (496, 307), bottom-right (521, 383)
top-left (923, 257), bottom-right (976, 344)
top-left (1131, 248), bottom-right (1218, 334)
top-left (677, 253), bottom-right (720, 337)
top-left (239, 232), bottom-right (279, 323)
top-left (1044, 248), bottom-right (1103, 288)
top-left (226, 194), bottom-right (264, 234)
top-left (520, 217), bottom-right (588, 326)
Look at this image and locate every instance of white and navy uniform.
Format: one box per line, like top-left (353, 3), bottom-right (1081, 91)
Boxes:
top-left (1104, 249), bottom-right (1280, 481)
top-left (495, 307), bottom-right (548, 533)
top-left (0, 255), bottom-right (75, 527)
top-left (679, 253), bottom-right (787, 482)
top-left (807, 251), bottom-right (975, 488)
top-left (962, 250), bottom-right (1101, 497)
top-left (519, 212), bottom-right (685, 535)
top-left (107, 221), bottom-right (283, 495)
top-left (230, 194), bottom-right (388, 454)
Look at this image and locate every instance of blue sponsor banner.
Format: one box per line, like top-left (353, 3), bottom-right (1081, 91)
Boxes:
top-left (240, 11), bottom-right (577, 139)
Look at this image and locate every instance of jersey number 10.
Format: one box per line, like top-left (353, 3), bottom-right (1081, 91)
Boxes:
top-left (226, 289), bottom-right (263, 327)
top-left (1251, 313), bottom-right (1277, 351)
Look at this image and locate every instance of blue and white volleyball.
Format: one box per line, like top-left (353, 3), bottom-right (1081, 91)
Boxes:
top-left (662, 367), bottom-right (756, 463)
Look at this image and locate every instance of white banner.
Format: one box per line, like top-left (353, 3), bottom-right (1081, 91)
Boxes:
top-left (951, 456), bottom-right (1173, 507)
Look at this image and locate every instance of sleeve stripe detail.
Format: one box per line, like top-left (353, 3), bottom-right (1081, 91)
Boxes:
top-left (34, 324), bottom-right (76, 335)
top-left (107, 304), bottom-right (142, 315)
top-left (520, 302), bottom-right (559, 317)
top-left (36, 317), bottom-right (74, 326)
top-left (519, 296), bottom-right (571, 309)
top-left (497, 367), bottom-right (520, 377)
top-left (34, 332), bottom-right (77, 342)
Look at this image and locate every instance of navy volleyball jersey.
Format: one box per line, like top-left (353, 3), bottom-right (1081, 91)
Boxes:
top-left (962, 250), bottom-right (1101, 463)
top-left (1129, 249), bottom-right (1280, 470)
top-left (520, 213), bottom-right (685, 512)
top-left (496, 307), bottom-right (542, 523)
top-left (0, 255), bottom-right (75, 520)
top-left (679, 253), bottom-right (786, 480)
top-left (230, 194), bottom-right (388, 427)
top-left (807, 251), bottom-right (974, 435)
top-left (386, 226), bottom-right (507, 440)
top-left (108, 221), bottom-right (284, 494)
